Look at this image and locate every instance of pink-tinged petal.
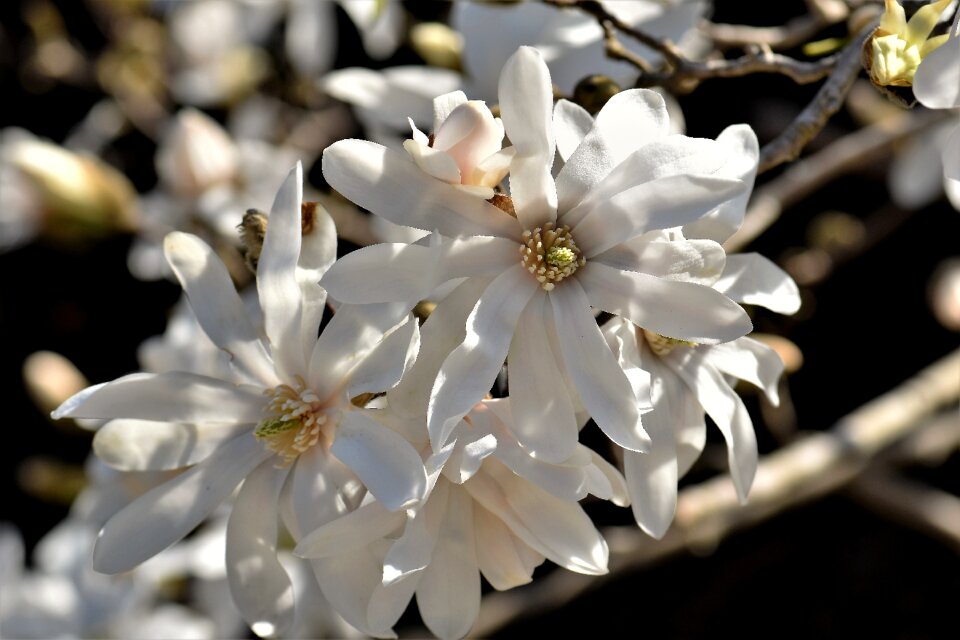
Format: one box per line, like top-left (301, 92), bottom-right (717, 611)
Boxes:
top-left (433, 101), bottom-right (504, 180)
top-left (258, 163), bottom-right (307, 381)
top-left (580, 262), bottom-right (753, 344)
top-left (432, 91), bottom-right (469, 132)
top-left (297, 201), bottom-right (337, 362)
top-left (163, 232), bottom-right (276, 386)
top-left (416, 486), bottom-right (480, 640)
top-left (428, 266), bottom-right (539, 450)
top-left (383, 480), bottom-right (449, 585)
top-left (93, 433), bottom-right (269, 574)
top-left (321, 234), bottom-right (517, 305)
top-left (556, 89), bottom-right (670, 213)
top-left (553, 99), bottom-right (593, 162)
top-left (474, 504), bottom-right (537, 590)
top-left (701, 336), bottom-right (785, 406)
top-left (331, 411), bottom-right (428, 511)
top-left (572, 174), bottom-right (746, 258)
top-left (308, 302), bottom-right (409, 399)
top-left (403, 139), bottom-right (461, 183)
top-left (346, 315), bottom-right (420, 397)
top-left (550, 280), bottom-right (649, 452)
top-left (53, 372), bottom-right (266, 423)
top-left (93, 419), bottom-right (247, 471)
top-left (683, 124), bottom-right (759, 243)
top-left (226, 461), bottom-right (294, 639)
top-left (498, 47), bottom-right (558, 229)
top-left (914, 23), bottom-right (960, 108)
top-left (294, 502), bottom-right (405, 559)
top-left (389, 278), bottom-right (490, 420)
top-left (507, 294), bottom-right (579, 463)
top-left (713, 253), bottom-right (801, 315)
top-left (596, 237), bottom-right (726, 286)
top-left (674, 352), bottom-right (758, 503)
top-left (322, 140), bottom-right (519, 238)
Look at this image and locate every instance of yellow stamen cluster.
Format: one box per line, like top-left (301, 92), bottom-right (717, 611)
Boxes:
top-left (642, 329), bottom-right (697, 357)
top-left (255, 376), bottom-right (334, 466)
top-left (520, 222), bottom-right (586, 291)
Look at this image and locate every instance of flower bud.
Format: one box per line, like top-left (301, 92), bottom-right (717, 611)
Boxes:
top-left (864, 0), bottom-right (952, 89)
top-left (156, 109), bottom-right (239, 198)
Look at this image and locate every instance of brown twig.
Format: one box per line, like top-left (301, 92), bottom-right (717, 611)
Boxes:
top-left (470, 349), bottom-right (960, 637)
top-left (756, 19), bottom-right (876, 173)
top-left (703, 8), bottom-right (845, 51)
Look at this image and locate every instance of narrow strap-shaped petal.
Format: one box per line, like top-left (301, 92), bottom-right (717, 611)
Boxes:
top-left (713, 253), bottom-right (801, 315)
top-left (550, 280), bottom-right (649, 452)
top-left (93, 433), bottom-right (270, 574)
top-left (297, 200), bottom-right (337, 362)
top-left (331, 411), bottom-right (428, 512)
top-left (382, 480), bottom-right (449, 585)
top-left (226, 461), bottom-right (294, 638)
top-left (579, 262), bottom-right (753, 344)
top-left (498, 46), bottom-right (558, 229)
top-left (345, 315), bottom-right (420, 397)
top-left (294, 501), bottom-right (405, 559)
top-left (322, 139), bottom-right (520, 238)
top-left (553, 99), bottom-right (593, 162)
top-left (93, 419), bottom-right (247, 471)
top-left (428, 265), bottom-right (538, 451)
top-left (164, 232), bottom-right (276, 386)
top-left (53, 371), bottom-right (266, 423)
top-left (258, 163), bottom-right (307, 381)
top-left (701, 336), bottom-right (785, 406)
top-left (474, 504), bottom-right (537, 591)
top-left (595, 237), bottom-right (726, 286)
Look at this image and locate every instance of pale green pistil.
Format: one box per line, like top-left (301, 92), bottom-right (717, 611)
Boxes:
top-left (254, 417), bottom-right (299, 438)
top-left (546, 246), bottom-right (576, 268)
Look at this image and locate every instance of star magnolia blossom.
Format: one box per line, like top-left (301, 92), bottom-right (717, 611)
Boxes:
top-left (292, 397), bottom-right (627, 640)
top-left (53, 164), bottom-right (429, 638)
top-left (604, 248), bottom-right (801, 537)
top-left (321, 46), bottom-right (755, 466)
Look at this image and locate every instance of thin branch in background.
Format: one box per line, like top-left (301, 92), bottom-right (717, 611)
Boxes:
top-left (470, 349), bottom-right (960, 637)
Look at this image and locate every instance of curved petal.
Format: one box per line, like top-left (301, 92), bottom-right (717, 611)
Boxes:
top-left (550, 280), bottom-right (649, 452)
top-left (584, 447), bottom-right (630, 506)
top-left (428, 266), bottom-right (539, 450)
top-left (579, 262), bottom-right (753, 344)
top-left (432, 90), bottom-right (469, 132)
top-left (297, 200), bottom-right (338, 360)
top-left (572, 174), bottom-right (746, 258)
top-left (346, 315), bottom-right (420, 397)
top-left (383, 480), bottom-right (449, 585)
top-left (93, 419), bottom-right (247, 471)
top-left (331, 411), bottom-right (428, 511)
top-left (294, 501), bottom-right (405, 559)
top-left (311, 547), bottom-right (393, 639)
top-left (498, 47), bottom-right (558, 229)
top-left (53, 372), bottom-right (266, 423)
top-left (283, 447), bottom-right (352, 540)
top-left (415, 487), bottom-right (480, 640)
top-left (556, 89), bottom-right (670, 213)
top-left (403, 140), bottom-right (461, 183)
top-left (596, 237), bottom-right (726, 286)
top-left (93, 433), bottom-right (269, 574)
top-left (474, 504), bottom-right (537, 591)
top-left (914, 24), bottom-right (960, 109)
top-left (700, 336), bottom-right (784, 406)
top-left (163, 232), bottom-right (275, 385)
top-left (322, 140), bottom-right (519, 238)
top-left (553, 99), bottom-right (594, 162)
top-left (507, 294), bottom-right (579, 463)
top-left (713, 253), bottom-right (801, 315)
top-left (258, 163), bottom-right (306, 381)
top-left (674, 352), bottom-right (758, 503)
top-left (226, 461), bottom-right (294, 638)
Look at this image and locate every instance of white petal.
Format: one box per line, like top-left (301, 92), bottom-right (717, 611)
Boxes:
top-left (93, 419), bottom-right (246, 471)
top-left (596, 237), bottom-right (726, 286)
top-left (701, 336), bottom-right (785, 406)
top-left (556, 89), bottom-right (670, 212)
top-left (227, 461), bottom-right (294, 638)
top-left (473, 504), bottom-right (536, 590)
top-left (550, 280), bottom-right (649, 452)
top-left (331, 411), bottom-right (428, 511)
top-left (294, 502), bottom-right (404, 559)
top-left (93, 433), bottom-right (269, 573)
top-left (506, 294), bottom-right (579, 463)
top-left (674, 353), bottom-right (758, 503)
top-left (322, 140), bottom-right (519, 238)
top-left (285, 0), bottom-right (335, 76)
top-left (498, 47), bottom-right (558, 229)
top-left (415, 486), bottom-right (480, 640)
top-left (432, 90), bottom-right (469, 132)
top-left (346, 315), bottom-right (420, 397)
top-left (367, 569), bottom-right (421, 636)
top-left (163, 232), bottom-right (276, 385)
top-left (433, 101), bottom-right (504, 181)
top-left (572, 174), bottom-right (746, 258)
top-left (584, 447), bottom-right (630, 507)
top-left (888, 124), bottom-right (949, 209)
top-left (53, 372), bottom-right (266, 423)
top-left (553, 99), bottom-right (594, 162)
top-left (258, 163), bottom-right (306, 381)
top-left (943, 122), bottom-right (960, 182)
top-left (382, 480), bottom-right (449, 585)
top-left (914, 28), bottom-right (960, 108)
top-left (403, 139), bottom-right (461, 183)
top-left (579, 262), bottom-right (753, 344)
top-left (297, 200), bottom-right (338, 360)
top-left (428, 266), bottom-right (538, 450)
top-left (713, 253), bottom-right (801, 315)
top-left (284, 448), bottom-right (352, 539)
top-left (311, 547), bottom-right (393, 639)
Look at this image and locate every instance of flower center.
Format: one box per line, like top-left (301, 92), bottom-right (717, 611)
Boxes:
top-left (519, 222), bottom-right (586, 291)
top-left (255, 376), bottom-right (338, 466)
top-left (642, 329), bottom-right (697, 357)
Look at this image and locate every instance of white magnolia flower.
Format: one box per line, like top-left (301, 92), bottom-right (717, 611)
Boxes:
top-left (321, 47), bottom-right (754, 466)
top-left (54, 164), bottom-right (429, 638)
top-left (912, 4), bottom-right (960, 207)
top-left (293, 398), bottom-right (626, 639)
top-left (604, 248), bottom-right (800, 537)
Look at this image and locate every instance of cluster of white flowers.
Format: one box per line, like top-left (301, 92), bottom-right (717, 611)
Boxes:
top-left (52, 46), bottom-right (801, 639)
